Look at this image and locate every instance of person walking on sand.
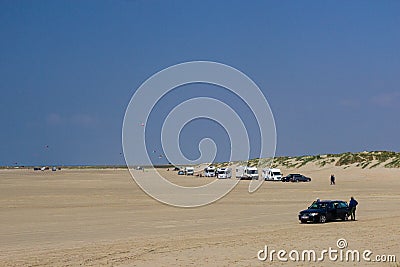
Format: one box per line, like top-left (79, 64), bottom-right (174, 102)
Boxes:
top-left (330, 174), bottom-right (335, 185)
top-left (349, 196), bottom-right (358, 221)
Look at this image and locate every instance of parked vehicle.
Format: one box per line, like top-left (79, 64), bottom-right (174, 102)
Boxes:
top-left (236, 166), bottom-right (259, 180)
top-left (299, 200), bottom-right (350, 223)
top-left (178, 170), bottom-right (185, 175)
top-left (262, 168), bottom-right (283, 181)
top-left (204, 166), bottom-right (216, 177)
top-left (184, 167), bottom-right (194, 175)
top-left (217, 168), bottom-right (232, 179)
top-left (282, 174), bottom-right (311, 182)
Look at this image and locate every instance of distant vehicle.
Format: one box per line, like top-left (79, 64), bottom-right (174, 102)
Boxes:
top-left (262, 168), bottom-right (282, 181)
top-left (178, 170), bottom-right (185, 175)
top-left (135, 166), bottom-right (143, 170)
top-left (173, 167), bottom-right (180, 171)
top-left (184, 167), bottom-right (194, 175)
top-left (299, 200), bottom-right (350, 223)
top-left (236, 166), bottom-right (259, 180)
top-left (204, 166), bottom-right (216, 177)
top-left (282, 174), bottom-right (311, 182)
top-left (217, 168), bottom-right (232, 179)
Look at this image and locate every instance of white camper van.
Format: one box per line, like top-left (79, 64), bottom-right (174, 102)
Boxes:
top-left (217, 168), bottom-right (232, 179)
top-left (204, 166), bottom-right (216, 177)
top-left (262, 168), bottom-right (283, 181)
top-left (185, 167), bottom-right (194, 175)
top-left (235, 166), bottom-right (259, 180)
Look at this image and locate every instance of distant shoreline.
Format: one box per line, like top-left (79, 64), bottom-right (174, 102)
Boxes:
top-left (0, 165), bottom-right (172, 170)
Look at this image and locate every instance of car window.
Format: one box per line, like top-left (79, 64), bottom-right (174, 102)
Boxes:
top-left (309, 202), bottom-right (327, 209)
top-left (339, 202), bottom-right (348, 208)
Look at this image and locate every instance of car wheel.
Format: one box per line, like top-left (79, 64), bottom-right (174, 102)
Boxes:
top-left (319, 215), bottom-right (327, 223)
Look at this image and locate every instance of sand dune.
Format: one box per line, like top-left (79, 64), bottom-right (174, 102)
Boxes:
top-left (0, 165), bottom-right (399, 266)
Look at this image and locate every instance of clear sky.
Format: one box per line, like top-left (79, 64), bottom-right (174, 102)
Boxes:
top-left (1, 1), bottom-right (399, 166)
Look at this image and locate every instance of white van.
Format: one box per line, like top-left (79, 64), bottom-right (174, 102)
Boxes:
top-left (262, 168), bottom-right (283, 181)
top-left (185, 167), bottom-right (194, 175)
top-left (204, 166), bottom-right (216, 177)
top-left (235, 166), bottom-right (259, 180)
top-left (217, 168), bottom-right (232, 179)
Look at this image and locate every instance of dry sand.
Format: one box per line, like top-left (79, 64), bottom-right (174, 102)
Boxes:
top-left (0, 166), bottom-right (399, 266)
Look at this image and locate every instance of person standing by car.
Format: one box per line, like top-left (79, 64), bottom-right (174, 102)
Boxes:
top-left (349, 196), bottom-right (358, 220)
top-left (330, 174), bottom-right (336, 185)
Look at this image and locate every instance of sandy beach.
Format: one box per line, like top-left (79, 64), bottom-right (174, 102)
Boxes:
top-left (1, 166), bottom-right (399, 266)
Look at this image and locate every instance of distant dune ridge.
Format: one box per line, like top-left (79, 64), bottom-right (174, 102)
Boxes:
top-left (216, 151), bottom-right (400, 169)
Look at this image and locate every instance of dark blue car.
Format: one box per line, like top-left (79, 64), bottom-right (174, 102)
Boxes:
top-left (299, 200), bottom-right (350, 223)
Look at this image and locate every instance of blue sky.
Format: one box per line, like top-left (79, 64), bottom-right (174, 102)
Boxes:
top-left (1, 1), bottom-right (399, 166)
